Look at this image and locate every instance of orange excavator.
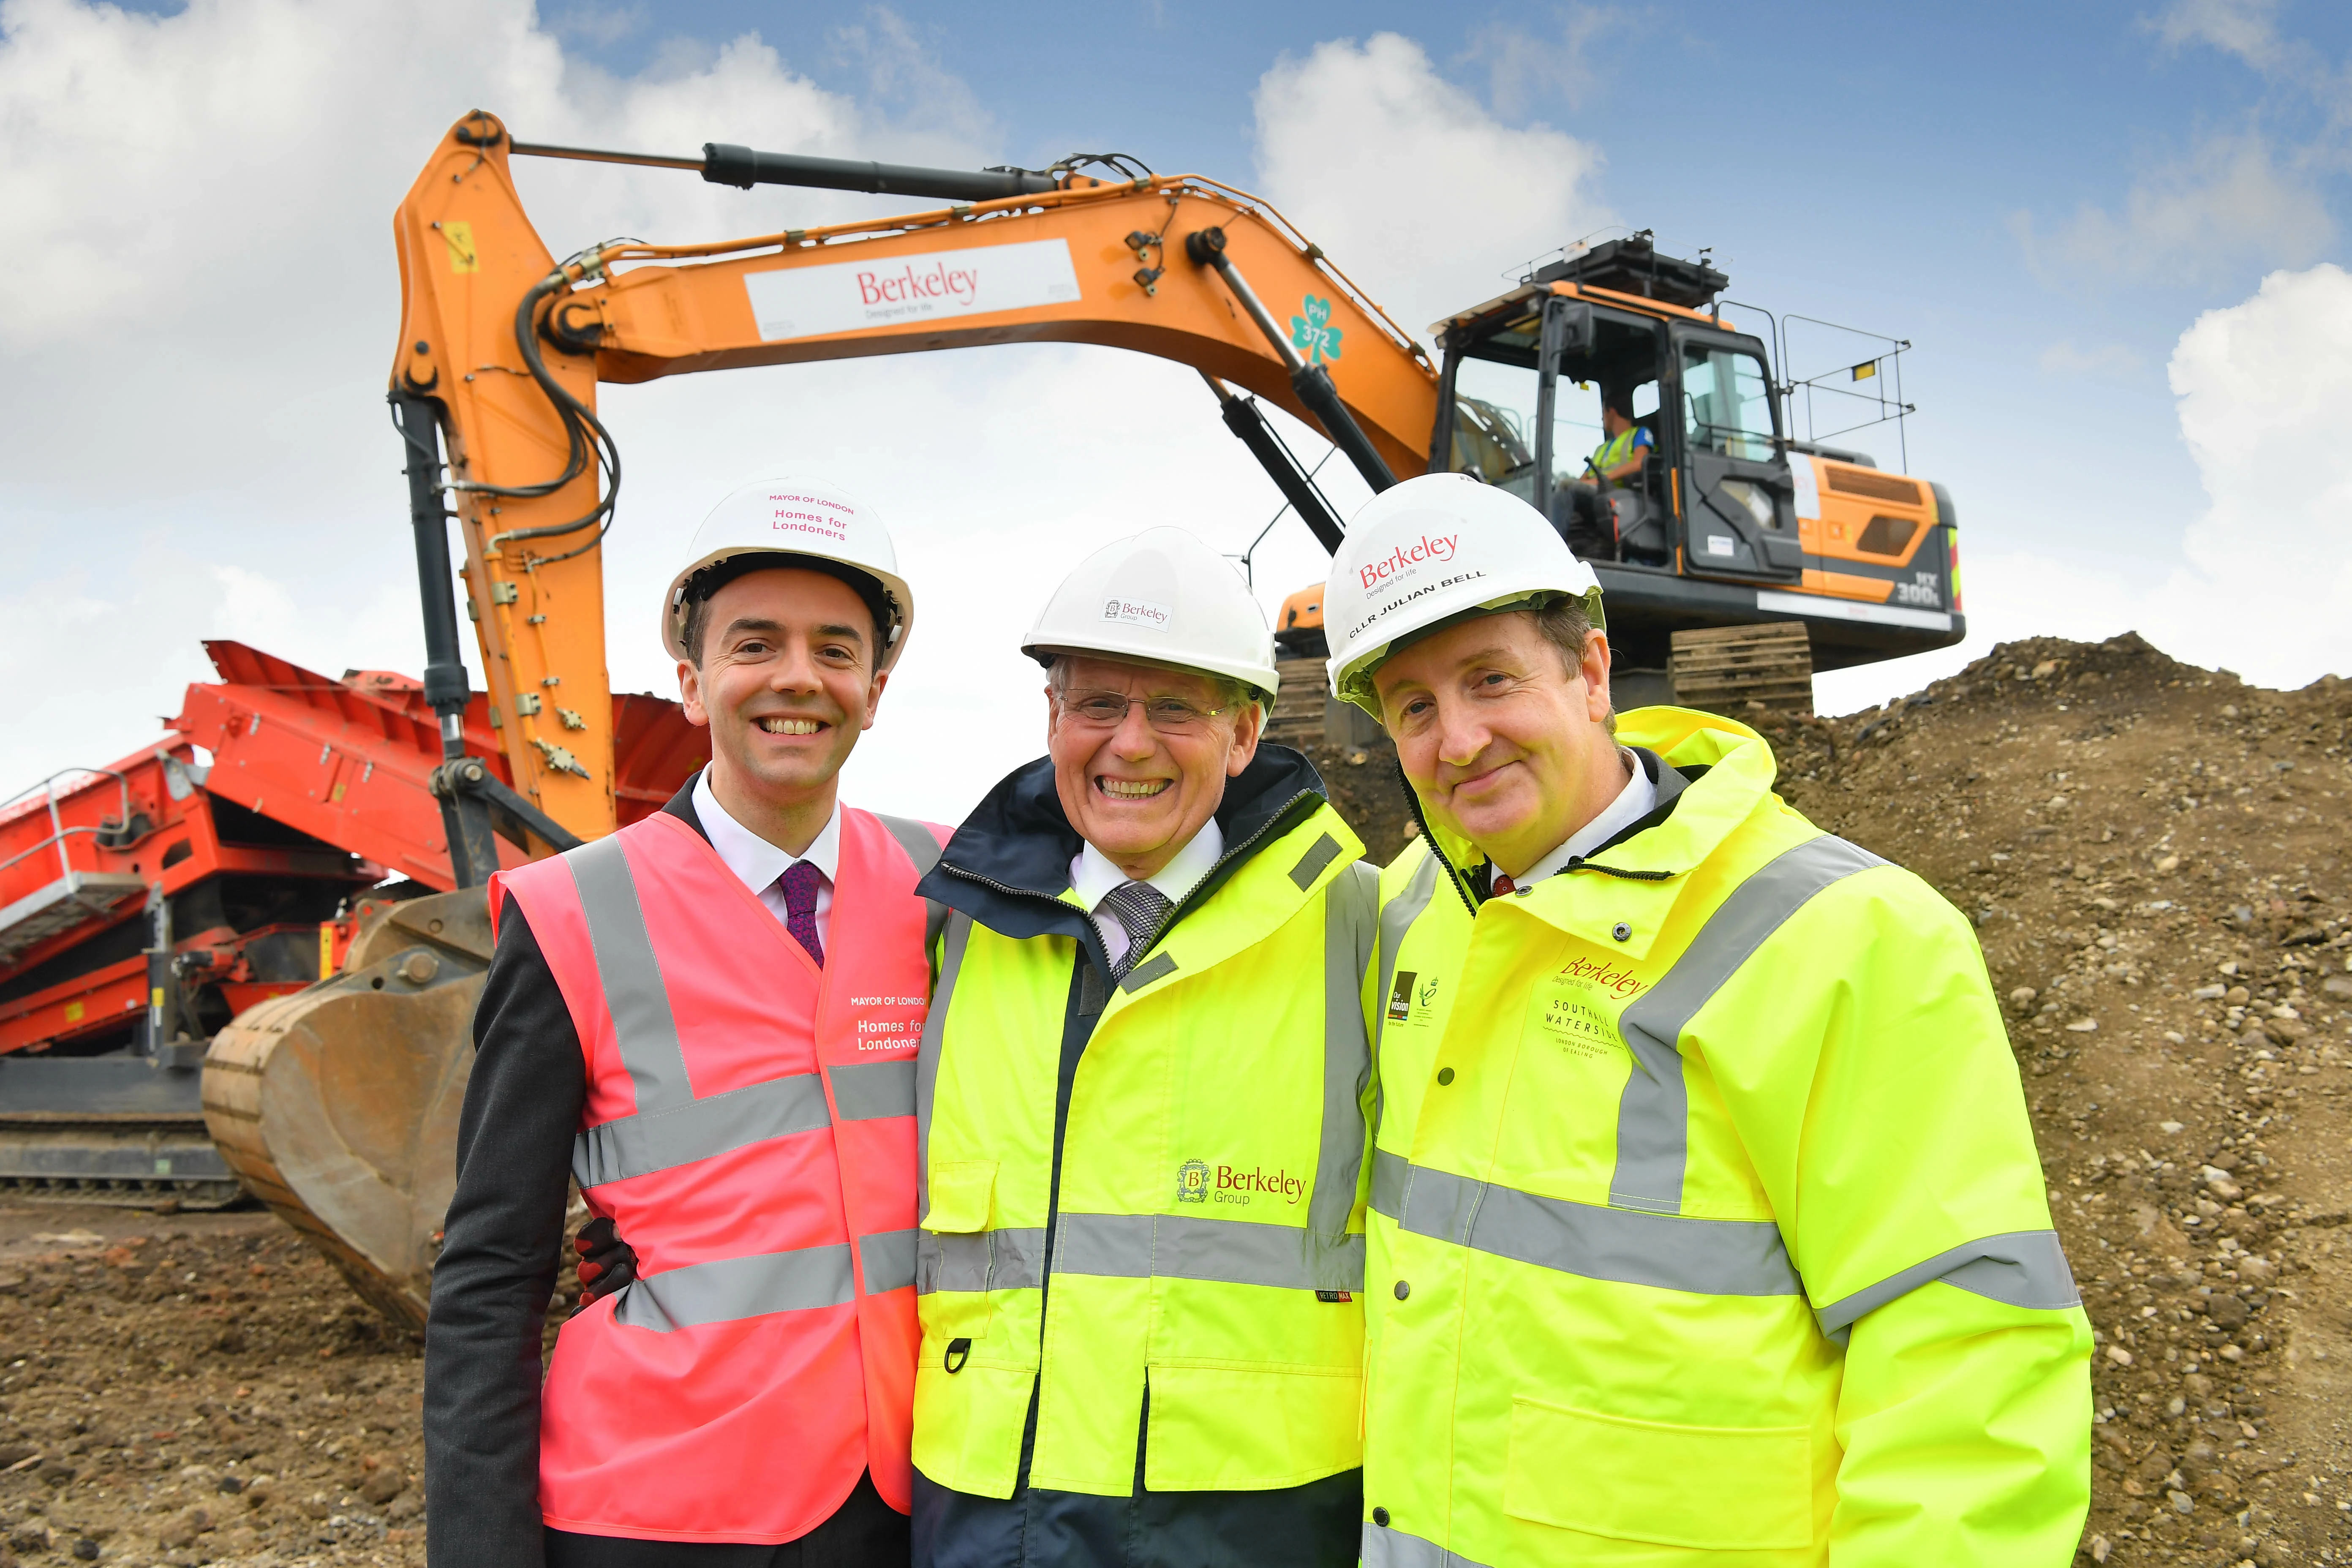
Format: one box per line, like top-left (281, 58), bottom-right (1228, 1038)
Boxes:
top-left (174, 111), bottom-right (1962, 1322)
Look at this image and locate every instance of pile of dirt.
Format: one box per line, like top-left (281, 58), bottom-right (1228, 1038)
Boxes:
top-left (1780, 633), bottom-right (2351, 1568)
top-left (2, 632), bottom-right (2342, 1566)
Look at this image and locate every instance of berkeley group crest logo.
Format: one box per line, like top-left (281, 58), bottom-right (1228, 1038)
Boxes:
top-left (1176, 1159), bottom-right (1210, 1203)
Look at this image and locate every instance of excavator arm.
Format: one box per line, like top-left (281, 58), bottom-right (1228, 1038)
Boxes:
top-left (389, 111), bottom-right (1439, 851)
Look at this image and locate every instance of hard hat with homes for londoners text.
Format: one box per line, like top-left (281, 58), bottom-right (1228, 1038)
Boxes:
top-left (1021, 526), bottom-right (1281, 700)
top-left (1324, 472), bottom-right (1603, 711)
top-left (661, 477), bottom-right (915, 670)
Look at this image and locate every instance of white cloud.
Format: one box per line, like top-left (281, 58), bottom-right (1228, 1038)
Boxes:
top-left (1252, 33), bottom-right (1609, 340)
top-left (1820, 261), bottom-right (2352, 713)
top-left (2013, 131), bottom-right (2334, 286)
top-left (1461, 5), bottom-right (1633, 121)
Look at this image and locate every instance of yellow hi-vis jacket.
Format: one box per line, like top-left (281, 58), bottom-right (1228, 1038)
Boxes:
top-left (1359, 708), bottom-right (2091, 1567)
top-left (912, 754), bottom-right (1378, 1503)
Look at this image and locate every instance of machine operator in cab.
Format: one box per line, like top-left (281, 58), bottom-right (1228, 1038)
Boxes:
top-left (1325, 473), bottom-right (2093, 1567)
top-left (1563, 393), bottom-right (1652, 558)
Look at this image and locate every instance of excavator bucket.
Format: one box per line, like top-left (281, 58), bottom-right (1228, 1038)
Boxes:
top-left (202, 887), bottom-right (494, 1329)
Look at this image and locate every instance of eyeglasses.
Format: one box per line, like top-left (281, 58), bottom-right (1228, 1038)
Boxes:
top-left (1056, 691), bottom-right (1238, 733)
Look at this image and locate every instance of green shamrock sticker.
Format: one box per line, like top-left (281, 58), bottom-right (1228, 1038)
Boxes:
top-left (1291, 294), bottom-right (1343, 365)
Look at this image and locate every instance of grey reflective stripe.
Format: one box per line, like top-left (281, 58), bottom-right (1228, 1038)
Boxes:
top-left (1610, 834), bottom-right (1885, 1214)
top-left (830, 1059), bottom-right (916, 1122)
top-left (571, 1072), bottom-right (830, 1187)
top-left (1361, 1522), bottom-right (1492, 1568)
top-left (1290, 831), bottom-right (1343, 891)
top-left (916, 1225), bottom-right (1048, 1294)
top-left (1370, 1146), bottom-right (1408, 1219)
top-left (1379, 1157), bottom-right (1802, 1298)
top-left (611, 1243), bottom-right (855, 1332)
top-left (1816, 1228), bottom-right (2079, 1338)
top-left (914, 911), bottom-right (975, 1223)
top-left (1373, 853), bottom-right (1441, 1141)
top-left (859, 1227), bottom-right (920, 1294)
top-left (1118, 951), bottom-right (1177, 993)
top-left (1056, 1212), bottom-right (1365, 1292)
top-left (872, 813), bottom-right (945, 879)
top-left (873, 813), bottom-right (951, 952)
top-left (1312, 860), bottom-right (1378, 1243)
top-left (566, 833), bottom-right (691, 1113)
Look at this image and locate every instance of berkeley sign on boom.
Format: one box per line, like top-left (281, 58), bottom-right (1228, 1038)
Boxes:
top-left (744, 239), bottom-right (1082, 342)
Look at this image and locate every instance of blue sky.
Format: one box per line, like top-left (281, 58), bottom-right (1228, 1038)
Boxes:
top-left (4, 0), bottom-right (2348, 815)
top-left (545, 0), bottom-right (2352, 701)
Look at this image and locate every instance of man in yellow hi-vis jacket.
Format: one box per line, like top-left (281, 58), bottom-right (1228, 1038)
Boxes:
top-left (1321, 473), bottom-right (2091, 1566)
top-left (909, 526), bottom-right (1377, 1568)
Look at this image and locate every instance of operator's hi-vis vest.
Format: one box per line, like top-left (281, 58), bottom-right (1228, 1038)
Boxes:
top-left (1587, 425), bottom-right (1648, 484)
top-left (492, 802), bottom-right (948, 1545)
top-left (1360, 710), bottom-right (2092, 1568)
top-left (912, 800), bottom-right (1377, 1501)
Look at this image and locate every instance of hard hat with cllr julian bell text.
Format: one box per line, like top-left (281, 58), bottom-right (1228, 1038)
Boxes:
top-left (1323, 472), bottom-right (1603, 711)
top-left (661, 477), bottom-right (915, 670)
top-left (1021, 526), bottom-right (1282, 700)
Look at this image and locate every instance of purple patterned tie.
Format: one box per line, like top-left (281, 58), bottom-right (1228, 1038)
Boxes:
top-left (776, 860), bottom-right (825, 968)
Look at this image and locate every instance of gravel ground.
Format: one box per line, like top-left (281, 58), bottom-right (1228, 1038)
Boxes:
top-left (0, 631), bottom-right (2341, 1566)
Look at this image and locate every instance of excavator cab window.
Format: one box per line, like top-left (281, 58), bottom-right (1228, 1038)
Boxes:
top-left (1682, 345), bottom-right (1775, 460)
top-left (1445, 308), bottom-right (1664, 523)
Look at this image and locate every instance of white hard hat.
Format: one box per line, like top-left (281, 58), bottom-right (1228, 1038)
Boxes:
top-left (1021, 526), bottom-right (1281, 700)
top-left (1324, 472), bottom-right (1603, 710)
top-left (661, 477), bottom-right (914, 670)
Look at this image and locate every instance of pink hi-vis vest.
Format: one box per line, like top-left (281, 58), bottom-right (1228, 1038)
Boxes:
top-left (491, 803), bottom-right (946, 1544)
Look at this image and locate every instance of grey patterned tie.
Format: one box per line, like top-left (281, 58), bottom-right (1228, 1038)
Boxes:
top-left (1100, 880), bottom-right (1173, 979)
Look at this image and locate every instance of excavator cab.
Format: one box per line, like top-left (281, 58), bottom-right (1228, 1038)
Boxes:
top-left (1426, 234), bottom-right (1955, 690)
top-left (1434, 236), bottom-right (1801, 579)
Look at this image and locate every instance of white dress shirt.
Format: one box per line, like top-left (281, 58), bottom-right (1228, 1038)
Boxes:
top-left (693, 767), bottom-right (841, 944)
top-left (1067, 819), bottom-right (1225, 968)
top-left (1503, 748), bottom-right (1657, 892)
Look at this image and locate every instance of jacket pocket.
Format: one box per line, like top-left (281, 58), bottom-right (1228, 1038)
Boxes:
top-left (1142, 1362), bottom-right (1364, 1492)
top-left (1502, 1396), bottom-right (1813, 1551)
top-left (925, 1160), bottom-right (996, 1232)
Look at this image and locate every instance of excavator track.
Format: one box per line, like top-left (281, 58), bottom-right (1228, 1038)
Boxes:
top-left (201, 887), bottom-right (492, 1329)
top-left (1669, 622), bottom-right (1816, 716)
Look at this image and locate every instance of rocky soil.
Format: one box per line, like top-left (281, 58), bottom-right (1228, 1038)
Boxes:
top-left (0, 632), bottom-right (2339, 1566)
top-left (1779, 634), bottom-right (2352, 1568)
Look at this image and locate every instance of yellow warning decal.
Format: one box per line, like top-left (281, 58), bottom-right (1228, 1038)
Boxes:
top-left (442, 219), bottom-right (478, 274)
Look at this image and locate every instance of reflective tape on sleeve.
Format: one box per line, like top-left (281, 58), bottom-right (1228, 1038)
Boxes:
top-left (873, 813), bottom-right (945, 879)
top-left (1815, 1228), bottom-right (2080, 1339)
top-left (916, 1225), bottom-right (1048, 1295)
top-left (571, 1070), bottom-right (831, 1188)
top-left (1361, 1520), bottom-right (1491, 1568)
top-left (830, 1059), bottom-right (917, 1122)
top-left (611, 1243), bottom-right (855, 1332)
top-left (858, 1227), bottom-right (921, 1295)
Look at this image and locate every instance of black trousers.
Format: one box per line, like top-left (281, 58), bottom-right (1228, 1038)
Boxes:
top-left (546, 1471), bottom-right (910, 1568)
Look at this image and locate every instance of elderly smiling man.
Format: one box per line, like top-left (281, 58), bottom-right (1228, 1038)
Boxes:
top-left (1326, 473), bottom-right (2093, 1568)
top-left (905, 526), bottom-right (1378, 1568)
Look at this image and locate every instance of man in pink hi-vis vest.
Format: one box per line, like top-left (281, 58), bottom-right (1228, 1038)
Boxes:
top-left (425, 478), bottom-right (947, 1568)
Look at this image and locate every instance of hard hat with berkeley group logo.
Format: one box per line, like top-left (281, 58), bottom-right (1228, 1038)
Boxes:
top-left (662, 477), bottom-right (915, 669)
top-left (1323, 472), bottom-right (1603, 711)
top-left (1021, 526), bottom-right (1281, 700)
